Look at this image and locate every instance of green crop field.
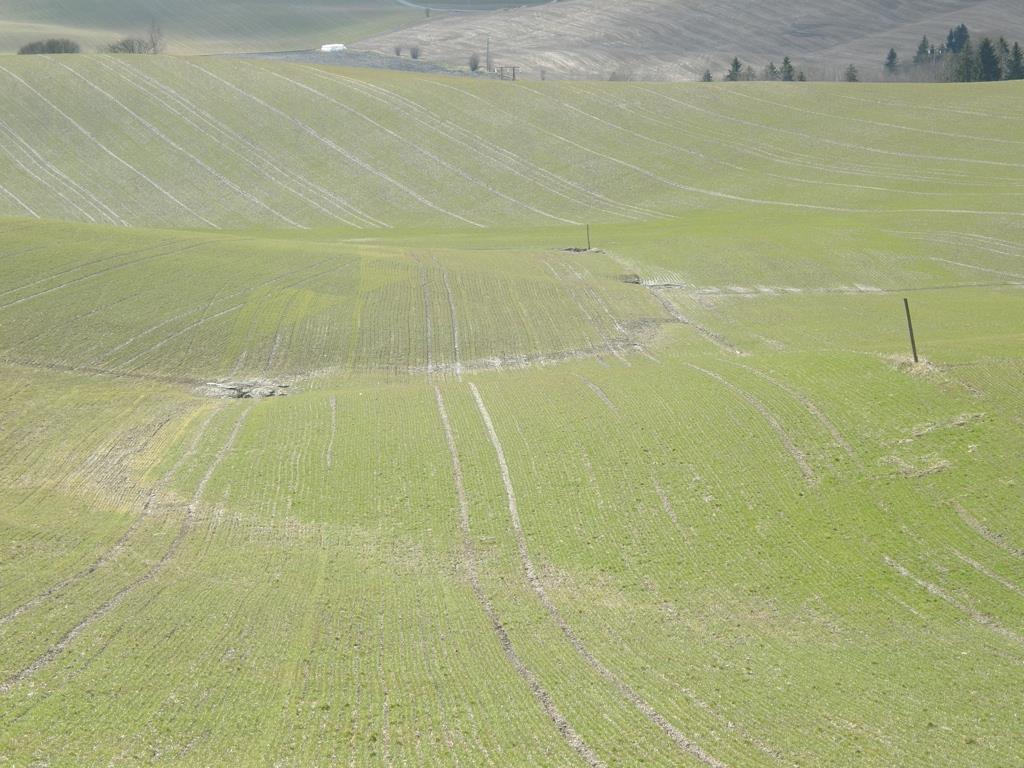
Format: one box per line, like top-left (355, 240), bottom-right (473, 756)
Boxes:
top-left (1, 54), bottom-right (1022, 766)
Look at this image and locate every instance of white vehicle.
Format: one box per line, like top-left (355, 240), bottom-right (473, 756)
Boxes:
top-left (320, 43), bottom-right (347, 53)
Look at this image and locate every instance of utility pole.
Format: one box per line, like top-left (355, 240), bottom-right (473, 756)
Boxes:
top-left (586, 224), bottom-right (591, 250)
top-left (486, 35), bottom-right (492, 73)
top-left (903, 297), bottom-right (919, 363)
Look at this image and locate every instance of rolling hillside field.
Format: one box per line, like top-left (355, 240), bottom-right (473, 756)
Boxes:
top-left (0, 1), bottom-right (423, 55)
top-left (0, 0), bottom-right (551, 56)
top-left (1, 55), bottom-right (1023, 766)
top-left (355, 0), bottom-right (1024, 80)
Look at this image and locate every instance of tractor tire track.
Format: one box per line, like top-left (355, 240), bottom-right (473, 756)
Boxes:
top-left (326, 395), bottom-right (337, 470)
top-left (885, 556), bottom-right (1024, 647)
top-left (325, 72), bottom-right (658, 221)
top-left (954, 551), bottom-right (1024, 599)
top-left (224, 260), bottom-right (346, 377)
top-left (254, 72), bottom-right (481, 228)
top-left (115, 257), bottom-right (341, 374)
top-left (97, 57), bottom-right (367, 228)
top-left (469, 383), bottom-right (727, 767)
top-left (575, 87), bottom-right (956, 190)
top-left (579, 375), bottom-right (618, 414)
top-left (403, 337), bottom-right (644, 377)
top-left (0, 64), bottom-right (217, 228)
top-left (190, 63), bottom-right (474, 228)
top-left (722, 361), bottom-right (854, 457)
top-left (661, 87), bottom-right (1024, 173)
top-left (421, 262), bottom-right (435, 374)
top-left (271, 72), bottom-right (578, 226)
top-left (545, 258), bottom-right (634, 364)
top-left (0, 182), bottom-right (38, 218)
top-left (187, 61), bottom-right (389, 227)
top-left (0, 116), bottom-right (124, 224)
top-left (434, 386), bottom-right (605, 768)
top-left (0, 404), bottom-right (251, 693)
top-left (116, 304), bottom-right (245, 370)
top-left (0, 241), bottom-right (205, 312)
top-left (901, 231), bottom-right (1024, 263)
top-left (543, 259), bottom-right (608, 351)
top-left (732, 88), bottom-right (1024, 148)
top-left (0, 406), bottom-right (219, 628)
top-left (0, 237), bottom-right (184, 301)
top-left (484, 83), bottom-right (874, 215)
top-left (560, 259), bottom-right (629, 338)
top-left (651, 288), bottom-right (745, 355)
top-left (644, 88), bottom-right (1024, 216)
top-left (52, 60), bottom-right (304, 229)
top-left (554, 96), bottom-right (735, 171)
top-left (682, 364), bottom-right (815, 483)
top-left (955, 503), bottom-right (1024, 559)
top-left (96, 255), bottom-right (336, 368)
top-left (0, 357), bottom-right (206, 387)
top-left (426, 79), bottom-right (671, 219)
top-left (929, 257), bottom-right (1024, 282)
top-left (651, 478), bottom-right (680, 526)
top-left (0, 129), bottom-right (91, 221)
top-left (439, 268), bottom-right (463, 380)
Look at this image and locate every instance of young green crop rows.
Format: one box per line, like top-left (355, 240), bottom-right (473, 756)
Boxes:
top-left (1, 56), bottom-right (1022, 229)
top-left (0, 221), bottom-right (655, 381)
top-left (1, 58), bottom-right (1022, 765)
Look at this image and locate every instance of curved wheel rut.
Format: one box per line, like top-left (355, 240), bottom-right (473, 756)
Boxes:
top-left (434, 386), bottom-right (605, 767)
top-left (469, 382), bottom-right (728, 767)
top-left (682, 364), bottom-right (815, 484)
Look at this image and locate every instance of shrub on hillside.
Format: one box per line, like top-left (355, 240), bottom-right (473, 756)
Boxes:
top-left (104, 23), bottom-right (164, 54)
top-left (105, 38), bottom-right (151, 54)
top-left (18, 39), bottom-right (80, 54)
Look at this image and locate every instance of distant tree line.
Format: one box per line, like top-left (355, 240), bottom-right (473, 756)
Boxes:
top-left (884, 24), bottom-right (1024, 82)
top-left (713, 24), bottom-right (1022, 83)
top-left (720, 55), bottom-right (805, 81)
top-left (17, 23), bottom-right (165, 56)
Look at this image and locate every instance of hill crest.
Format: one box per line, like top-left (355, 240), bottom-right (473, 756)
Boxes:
top-left (354, 0), bottom-right (1024, 80)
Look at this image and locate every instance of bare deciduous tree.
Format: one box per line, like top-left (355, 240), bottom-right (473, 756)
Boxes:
top-left (104, 22), bottom-right (164, 54)
top-left (147, 22), bottom-right (165, 54)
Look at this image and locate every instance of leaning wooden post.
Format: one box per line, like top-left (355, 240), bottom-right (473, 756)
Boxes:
top-left (903, 297), bottom-right (919, 363)
top-left (586, 224), bottom-right (591, 250)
